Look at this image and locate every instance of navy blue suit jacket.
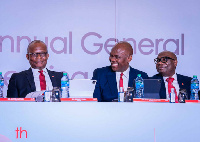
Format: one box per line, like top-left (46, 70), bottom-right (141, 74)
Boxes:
top-left (151, 74), bottom-right (192, 99)
top-left (92, 66), bottom-right (149, 102)
top-left (7, 68), bottom-right (63, 98)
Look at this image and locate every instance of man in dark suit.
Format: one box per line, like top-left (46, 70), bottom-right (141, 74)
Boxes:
top-left (7, 40), bottom-right (63, 98)
top-left (152, 51), bottom-right (192, 99)
top-left (92, 41), bottom-right (148, 102)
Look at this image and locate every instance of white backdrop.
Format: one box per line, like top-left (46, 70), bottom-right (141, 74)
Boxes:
top-left (0, 0), bottom-right (200, 97)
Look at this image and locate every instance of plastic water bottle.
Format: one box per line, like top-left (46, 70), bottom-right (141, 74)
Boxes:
top-left (61, 73), bottom-right (70, 98)
top-left (0, 72), bottom-right (4, 98)
top-left (190, 75), bottom-right (199, 100)
top-left (118, 87), bottom-right (124, 102)
top-left (135, 74), bottom-right (144, 98)
top-left (170, 88), bottom-right (175, 103)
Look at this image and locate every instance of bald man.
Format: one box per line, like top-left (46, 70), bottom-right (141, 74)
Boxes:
top-left (92, 41), bottom-right (148, 102)
top-left (7, 40), bottom-right (63, 98)
top-left (152, 51), bottom-right (192, 99)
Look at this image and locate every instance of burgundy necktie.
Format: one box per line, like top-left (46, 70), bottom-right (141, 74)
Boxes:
top-left (38, 70), bottom-right (46, 91)
top-left (119, 72), bottom-right (123, 90)
top-left (166, 77), bottom-right (178, 103)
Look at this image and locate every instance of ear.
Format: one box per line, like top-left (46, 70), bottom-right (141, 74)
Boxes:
top-left (174, 60), bottom-right (178, 67)
top-left (46, 53), bottom-right (49, 60)
top-left (26, 54), bottom-right (29, 60)
top-left (128, 55), bottom-right (132, 63)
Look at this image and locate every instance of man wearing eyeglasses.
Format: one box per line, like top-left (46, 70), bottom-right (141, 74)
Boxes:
top-left (152, 51), bottom-right (192, 100)
top-left (92, 41), bottom-right (148, 102)
top-left (7, 40), bottom-right (63, 98)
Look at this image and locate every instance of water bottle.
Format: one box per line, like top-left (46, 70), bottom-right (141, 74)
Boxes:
top-left (0, 72), bottom-right (4, 98)
top-left (118, 87), bottom-right (124, 102)
top-left (135, 74), bottom-right (144, 98)
top-left (190, 75), bottom-right (199, 100)
top-left (170, 88), bottom-right (175, 103)
top-left (61, 73), bottom-right (70, 98)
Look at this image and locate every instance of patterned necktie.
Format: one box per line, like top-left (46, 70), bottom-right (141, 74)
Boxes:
top-left (166, 77), bottom-right (178, 103)
top-left (119, 72), bottom-right (123, 90)
top-left (38, 70), bottom-right (46, 91)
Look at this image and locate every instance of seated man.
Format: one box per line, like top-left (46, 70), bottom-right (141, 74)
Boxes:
top-left (152, 51), bottom-right (192, 100)
top-left (92, 41), bottom-right (148, 102)
top-left (7, 40), bottom-right (63, 98)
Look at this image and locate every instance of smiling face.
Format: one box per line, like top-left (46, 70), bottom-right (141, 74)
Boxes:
top-left (156, 51), bottom-right (177, 77)
top-left (109, 42), bottom-right (132, 72)
top-left (26, 41), bottom-right (49, 70)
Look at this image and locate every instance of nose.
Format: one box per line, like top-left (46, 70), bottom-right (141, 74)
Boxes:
top-left (157, 61), bottom-right (165, 67)
top-left (109, 56), bottom-right (116, 62)
top-left (36, 54), bottom-right (43, 59)
top-left (157, 61), bottom-right (162, 65)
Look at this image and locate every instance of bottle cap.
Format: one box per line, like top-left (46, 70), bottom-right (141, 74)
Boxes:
top-left (193, 75), bottom-right (197, 78)
top-left (137, 74), bottom-right (141, 77)
top-left (63, 72), bottom-right (67, 76)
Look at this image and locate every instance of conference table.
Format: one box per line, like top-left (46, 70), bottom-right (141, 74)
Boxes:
top-left (0, 99), bottom-right (200, 142)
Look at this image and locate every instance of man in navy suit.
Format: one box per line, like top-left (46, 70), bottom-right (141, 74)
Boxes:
top-left (7, 40), bottom-right (62, 98)
top-left (152, 51), bottom-right (192, 99)
top-left (92, 41), bottom-right (148, 102)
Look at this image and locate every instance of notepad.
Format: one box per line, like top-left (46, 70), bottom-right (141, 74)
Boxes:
top-left (69, 79), bottom-right (96, 98)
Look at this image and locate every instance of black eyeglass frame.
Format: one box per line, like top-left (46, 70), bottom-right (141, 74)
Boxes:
top-left (154, 56), bottom-right (175, 64)
top-left (28, 52), bottom-right (48, 58)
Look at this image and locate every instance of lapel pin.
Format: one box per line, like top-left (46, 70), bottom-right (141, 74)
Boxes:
top-left (52, 76), bottom-right (54, 77)
top-left (182, 83), bottom-right (184, 85)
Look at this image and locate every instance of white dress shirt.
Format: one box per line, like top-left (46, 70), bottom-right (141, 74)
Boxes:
top-left (116, 67), bottom-right (130, 92)
top-left (163, 73), bottom-right (180, 99)
top-left (31, 68), bottom-right (53, 91)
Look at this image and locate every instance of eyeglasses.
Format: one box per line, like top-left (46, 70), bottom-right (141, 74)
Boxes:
top-left (154, 56), bottom-right (175, 64)
top-left (28, 52), bottom-right (48, 58)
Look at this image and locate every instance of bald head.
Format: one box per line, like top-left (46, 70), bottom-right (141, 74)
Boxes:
top-left (112, 41), bottom-right (133, 56)
top-left (27, 40), bottom-right (47, 53)
top-left (158, 51), bottom-right (177, 61)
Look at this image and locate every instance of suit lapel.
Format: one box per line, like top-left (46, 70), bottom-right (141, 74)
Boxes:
top-left (177, 74), bottom-right (184, 90)
top-left (47, 69), bottom-right (57, 87)
top-left (106, 68), bottom-right (118, 97)
top-left (160, 77), bottom-right (166, 99)
top-left (154, 74), bottom-right (166, 99)
top-left (128, 67), bottom-right (138, 87)
top-left (25, 68), bottom-right (36, 92)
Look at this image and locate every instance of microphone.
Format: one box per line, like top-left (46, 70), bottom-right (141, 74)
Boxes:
top-left (178, 89), bottom-right (187, 103)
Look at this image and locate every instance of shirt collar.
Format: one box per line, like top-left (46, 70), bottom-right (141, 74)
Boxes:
top-left (31, 67), bottom-right (47, 75)
top-left (163, 72), bottom-right (177, 82)
top-left (116, 66), bottom-right (130, 78)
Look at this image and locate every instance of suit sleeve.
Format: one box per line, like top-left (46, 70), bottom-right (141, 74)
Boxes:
top-left (92, 69), bottom-right (102, 102)
top-left (141, 72), bottom-right (149, 79)
top-left (7, 73), bottom-right (19, 98)
top-left (185, 77), bottom-right (192, 100)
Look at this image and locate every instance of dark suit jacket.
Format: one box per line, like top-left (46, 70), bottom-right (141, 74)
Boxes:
top-left (7, 68), bottom-right (63, 98)
top-left (92, 66), bottom-right (149, 102)
top-left (151, 73), bottom-right (192, 99)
